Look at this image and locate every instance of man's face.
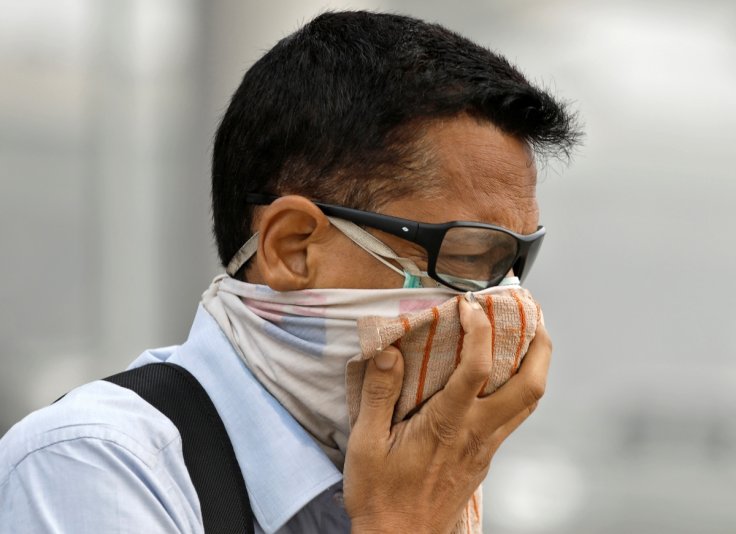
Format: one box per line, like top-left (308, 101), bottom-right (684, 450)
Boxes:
top-left (319, 114), bottom-right (539, 290)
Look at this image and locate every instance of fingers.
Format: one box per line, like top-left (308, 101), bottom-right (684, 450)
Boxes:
top-left (438, 294), bottom-right (493, 407)
top-left (351, 346), bottom-right (405, 440)
top-left (422, 294), bottom-right (493, 434)
top-left (474, 321), bottom-right (552, 433)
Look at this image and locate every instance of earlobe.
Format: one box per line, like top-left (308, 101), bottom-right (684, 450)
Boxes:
top-left (254, 196), bottom-right (331, 291)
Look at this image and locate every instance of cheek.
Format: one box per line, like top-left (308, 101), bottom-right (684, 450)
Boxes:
top-left (354, 263), bottom-right (405, 289)
top-left (311, 232), bottom-right (405, 289)
top-left (332, 256), bottom-right (405, 289)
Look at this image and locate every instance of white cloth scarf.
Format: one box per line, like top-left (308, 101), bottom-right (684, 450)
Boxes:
top-left (201, 275), bottom-right (539, 465)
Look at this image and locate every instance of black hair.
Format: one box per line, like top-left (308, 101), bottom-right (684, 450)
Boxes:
top-left (212, 10), bottom-right (580, 267)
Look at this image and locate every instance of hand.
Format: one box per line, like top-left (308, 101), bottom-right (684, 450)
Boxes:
top-left (343, 297), bottom-right (552, 534)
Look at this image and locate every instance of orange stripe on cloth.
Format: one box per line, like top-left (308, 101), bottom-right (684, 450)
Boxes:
top-left (511, 290), bottom-right (527, 371)
top-left (395, 316), bottom-right (412, 350)
top-left (477, 295), bottom-right (497, 394)
top-left (483, 295), bottom-right (496, 361)
top-left (471, 492), bottom-right (479, 520)
top-left (415, 306), bottom-right (439, 406)
top-left (455, 330), bottom-right (465, 368)
top-left (454, 296), bottom-right (464, 368)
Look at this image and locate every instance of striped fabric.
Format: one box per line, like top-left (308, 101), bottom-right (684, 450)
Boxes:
top-left (346, 288), bottom-right (540, 533)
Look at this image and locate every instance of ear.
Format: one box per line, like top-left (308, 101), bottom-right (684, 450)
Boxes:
top-left (253, 195), bottom-right (332, 291)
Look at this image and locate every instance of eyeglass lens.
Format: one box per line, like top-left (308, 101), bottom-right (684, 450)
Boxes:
top-left (435, 227), bottom-right (519, 290)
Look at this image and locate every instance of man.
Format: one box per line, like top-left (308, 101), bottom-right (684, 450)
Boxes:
top-left (0, 11), bottom-right (578, 533)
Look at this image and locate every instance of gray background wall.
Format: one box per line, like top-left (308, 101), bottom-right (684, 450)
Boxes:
top-left (1, 1), bottom-right (734, 532)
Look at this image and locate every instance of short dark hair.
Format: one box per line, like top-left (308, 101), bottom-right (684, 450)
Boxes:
top-left (212, 10), bottom-right (580, 267)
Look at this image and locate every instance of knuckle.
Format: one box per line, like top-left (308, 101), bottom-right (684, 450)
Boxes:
top-left (428, 409), bottom-right (461, 445)
top-left (462, 305), bottom-right (490, 332)
top-left (521, 377), bottom-right (546, 406)
top-left (362, 379), bottom-right (396, 408)
top-left (462, 361), bottom-right (491, 390)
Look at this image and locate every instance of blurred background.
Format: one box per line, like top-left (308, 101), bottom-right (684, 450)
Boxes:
top-left (1, 0), bottom-right (734, 532)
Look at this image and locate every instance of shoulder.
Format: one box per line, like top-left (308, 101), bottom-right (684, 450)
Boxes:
top-left (1, 378), bottom-right (180, 473)
top-left (0, 379), bottom-right (202, 532)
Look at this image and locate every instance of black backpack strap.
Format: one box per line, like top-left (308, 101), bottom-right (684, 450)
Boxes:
top-left (104, 363), bottom-right (254, 534)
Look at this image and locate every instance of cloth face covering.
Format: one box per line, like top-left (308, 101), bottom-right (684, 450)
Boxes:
top-left (203, 275), bottom-right (540, 534)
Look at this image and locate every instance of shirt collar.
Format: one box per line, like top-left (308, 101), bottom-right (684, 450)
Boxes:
top-left (158, 306), bottom-right (342, 533)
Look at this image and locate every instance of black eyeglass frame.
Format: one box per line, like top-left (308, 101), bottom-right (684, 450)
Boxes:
top-left (245, 193), bottom-right (546, 291)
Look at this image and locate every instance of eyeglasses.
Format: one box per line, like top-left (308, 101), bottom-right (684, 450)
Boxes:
top-left (245, 193), bottom-right (545, 292)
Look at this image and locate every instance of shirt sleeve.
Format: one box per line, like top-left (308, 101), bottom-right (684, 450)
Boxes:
top-left (0, 432), bottom-right (203, 533)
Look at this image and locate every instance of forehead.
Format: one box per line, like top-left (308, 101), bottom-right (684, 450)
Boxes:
top-left (383, 115), bottom-right (538, 233)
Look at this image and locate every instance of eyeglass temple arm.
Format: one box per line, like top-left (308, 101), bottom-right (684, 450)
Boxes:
top-left (245, 193), bottom-right (420, 241)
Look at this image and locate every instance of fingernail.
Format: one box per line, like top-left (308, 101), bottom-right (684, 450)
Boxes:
top-left (464, 291), bottom-right (482, 310)
top-left (374, 349), bottom-right (397, 371)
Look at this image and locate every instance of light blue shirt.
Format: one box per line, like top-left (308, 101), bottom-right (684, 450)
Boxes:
top-left (0, 306), bottom-right (349, 533)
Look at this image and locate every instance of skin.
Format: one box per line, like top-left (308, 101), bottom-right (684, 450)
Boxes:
top-left (246, 114), bottom-right (552, 533)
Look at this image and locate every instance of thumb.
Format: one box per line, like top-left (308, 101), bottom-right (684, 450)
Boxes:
top-left (353, 346), bottom-right (404, 438)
